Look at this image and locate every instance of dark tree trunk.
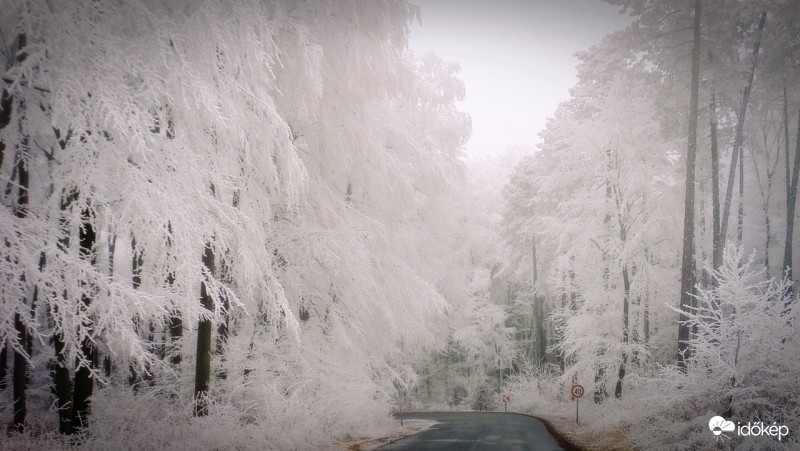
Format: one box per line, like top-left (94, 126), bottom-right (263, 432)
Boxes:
top-left (0, 82), bottom-right (12, 392)
top-left (643, 292), bottom-right (650, 344)
top-left (29, 254), bottom-right (44, 356)
top-left (215, 253), bottom-right (230, 371)
top-left (784, 86), bottom-right (791, 252)
top-left (53, 189), bottom-right (78, 435)
top-left (737, 139), bottom-right (744, 246)
top-left (194, 244), bottom-right (215, 416)
top-left (711, 91), bottom-right (722, 275)
top-left (12, 147), bottom-right (29, 434)
top-left (0, 88), bottom-right (11, 167)
top-left (166, 222), bottom-right (183, 368)
top-left (103, 356), bottom-right (112, 379)
top-left (678, 0), bottom-right (702, 370)
top-left (215, 297), bottom-right (229, 380)
top-left (9, 32), bottom-right (31, 433)
top-left (13, 313), bottom-right (27, 433)
top-left (71, 207), bottom-right (96, 432)
top-left (52, 322), bottom-right (73, 435)
top-left (103, 234), bottom-right (115, 379)
top-left (146, 321), bottom-right (157, 384)
top-left (594, 353), bottom-right (608, 404)
top-left (558, 272), bottom-right (567, 374)
top-left (169, 313), bottom-right (182, 367)
top-left (614, 265), bottom-right (631, 398)
top-left (531, 241), bottom-right (547, 366)
top-left (784, 108), bottom-right (800, 299)
top-left (131, 236), bottom-right (142, 289)
top-left (0, 345), bottom-right (6, 390)
top-left (613, 171), bottom-right (631, 398)
top-left (129, 237), bottom-right (144, 389)
top-left (12, 155), bottom-right (32, 432)
top-left (13, 313), bottom-right (28, 432)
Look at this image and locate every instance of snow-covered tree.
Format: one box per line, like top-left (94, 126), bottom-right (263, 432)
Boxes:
top-left (0, 0), bottom-right (472, 446)
top-left (627, 245), bottom-right (800, 449)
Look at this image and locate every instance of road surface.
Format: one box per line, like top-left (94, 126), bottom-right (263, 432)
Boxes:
top-left (379, 411), bottom-right (570, 450)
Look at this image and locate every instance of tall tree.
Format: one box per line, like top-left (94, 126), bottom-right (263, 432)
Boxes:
top-left (677, 0), bottom-right (702, 370)
top-left (6, 31), bottom-right (31, 433)
top-left (0, 0), bottom-right (472, 444)
top-left (0, 47), bottom-right (13, 395)
top-left (52, 188), bottom-right (77, 435)
top-left (710, 88), bottom-right (722, 274)
top-left (70, 205), bottom-right (96, 432)
top-left (784, 107), bottom-right (800, 297)
top-left (503, 42), bottom-right (680, 396)
top-left (718, 9), bottom-right (767, 256)
top-left (194, 242), bottom-right (215, 417)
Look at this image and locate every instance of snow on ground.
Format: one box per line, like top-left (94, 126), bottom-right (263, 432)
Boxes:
top-left (529, 408), bottom-right (636, 451)
top-left (327, 419), bottom-right (438, 451)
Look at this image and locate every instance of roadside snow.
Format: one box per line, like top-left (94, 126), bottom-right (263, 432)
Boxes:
top-left (327, 419), bottom-right (438, 451)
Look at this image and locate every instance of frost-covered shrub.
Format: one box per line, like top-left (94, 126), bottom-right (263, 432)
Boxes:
top-left (504, 362), bottom-right (567, 414)
top-left (625, 246), bottom-right (800, 450)
top-left (500, 247), bottom-right (799, 451)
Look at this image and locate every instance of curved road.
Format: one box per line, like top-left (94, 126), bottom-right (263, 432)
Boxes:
top-left (379, 411), bottom-right (571, 451)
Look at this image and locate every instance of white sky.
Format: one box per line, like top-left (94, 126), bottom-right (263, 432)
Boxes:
top-left (408, 0), bottom-right (632, 159)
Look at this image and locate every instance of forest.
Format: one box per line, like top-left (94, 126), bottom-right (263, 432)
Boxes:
top-left (0, 0), bottom-right (798, 450)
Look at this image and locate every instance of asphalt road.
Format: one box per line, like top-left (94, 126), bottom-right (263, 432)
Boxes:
top-left (379, 412), bottom-right (568, 451)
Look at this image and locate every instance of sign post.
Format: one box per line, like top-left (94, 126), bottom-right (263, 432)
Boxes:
top-left (501, 394), bottom-right (510, 412)
top-left (394, 380), bottom-right (405, 426)
top-left (570, 384), bottom-right (584, 425)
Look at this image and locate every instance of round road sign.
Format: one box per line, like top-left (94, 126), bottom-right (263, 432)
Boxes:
top-left (571, 384), bottom-right (585, 399)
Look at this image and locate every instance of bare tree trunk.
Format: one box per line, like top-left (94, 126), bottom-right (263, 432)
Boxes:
top-left (711, 91), bottom-right (722, 279)
top-left (13, 313), bottom-right (28, 433)
top-left (594, 348), bottom-right (608, 404)
top-left (784, 108), bottom-right (800, 299)
top-left (737, 141), bottom-right (744, 246)
top-left (531, 241), bottom-right (546, 366)
top-left (719, 9), bottom-right (766, 252)
top-left (0, 345), bottom-right (6, 391)
top-left (558, 272), bottom-right (567, 374)
top-left (53, 189), bottom-right (78, 435)
top-left (129, 237), bottom-right (144, 389)
top-left (643, 291), bottom-right (650, 344)
top-left (11, 62), bottom-right (30, 434)
top-left (215, 254), bottom-right (231, 380)
top-left (52, 316), bottom-right (72, 435)
top-left (614, 265), bottom-right (631, 398)
top-left (0, 90), bottom-right (11, 168)
top-left (535, 293), bottom-right (546, 367)
top-left (0, 78), bottom-right (10, 395)
top-left (165, 222), bottom-right (182, 368)
top-left (785, 86), bottom-right (791, 275)
top-left (169, 311), bottom-right (182, 367)
top-left (194, 243), bottom-right (215, 417)
top-left (748, 119), bottom-right (780, 278)
top-left (104, 235), bottom-right (116, 378)
top-left (678, 0), bottom-right (702, 370)
top-left (71, 206), bottom-right (96, 432)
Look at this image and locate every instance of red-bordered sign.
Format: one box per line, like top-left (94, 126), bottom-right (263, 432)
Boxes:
top-left (502, 394), bottom-right (511, 403)
top-left (570, 384), bottom-right (585, 399)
